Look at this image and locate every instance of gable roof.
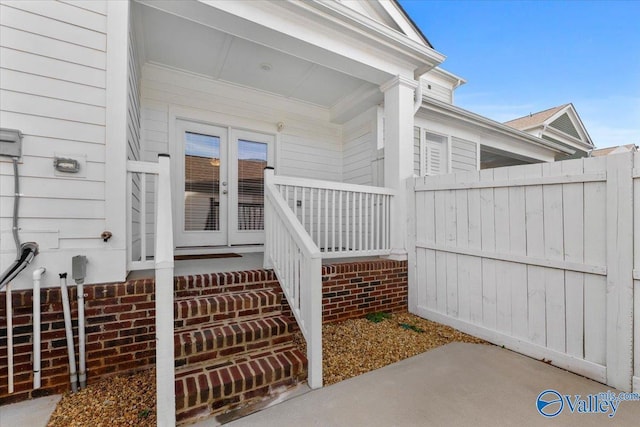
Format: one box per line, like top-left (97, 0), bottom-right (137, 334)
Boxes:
top-left (591, 144), bottom-right (638, 157)
top-left (338, 0), bottom-right (434, 48)
top-left (504, 103), bottom-right (594, 151)
top-left (504, 104), bottom-right (569, 130)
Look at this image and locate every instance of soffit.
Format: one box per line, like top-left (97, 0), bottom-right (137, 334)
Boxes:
top-left (139, 4), bottom-right (374, 108)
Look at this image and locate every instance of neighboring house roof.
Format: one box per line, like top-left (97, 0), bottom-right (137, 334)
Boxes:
top-left (591, 144), bottom-right (638, 157)
top-left (504, 104), bottom-right (569, 131)
top-left (504, 103), bottom-right (594, 156)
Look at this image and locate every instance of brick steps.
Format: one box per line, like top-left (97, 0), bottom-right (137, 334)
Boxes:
top-left (174, 314), bottom-right (296, 369)
top-left (172, 278), bottom-right (306, 424)
top-left (174, 289), bottom-right (280, 328)
top-left (175, 346), bottom-right (306, 423)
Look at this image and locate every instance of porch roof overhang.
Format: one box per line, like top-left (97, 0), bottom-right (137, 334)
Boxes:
top-left (135, 0), bottom-right (445, 87)
top-left (418, 97), bottom-right (576, 160)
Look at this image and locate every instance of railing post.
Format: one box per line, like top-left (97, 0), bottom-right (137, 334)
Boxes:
top-left (263, 167), bottom-right (275, 269)
top-left (155, 153), bottom-right (176, 426)
top-left (307, 256), bottom-right (323, 389)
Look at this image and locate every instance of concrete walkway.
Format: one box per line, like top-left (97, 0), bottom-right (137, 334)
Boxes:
top-left (228, 343), bottom-right (640, 426)
top-left (2, 343), bottom-right (639, 426)
top-left (0, 393), bottom-right (60, 427)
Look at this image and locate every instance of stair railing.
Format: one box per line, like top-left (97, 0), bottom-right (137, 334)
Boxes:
top-left (126, 154), bottom-right (176, 426)
top-left (264, 168), bottom-right (323, 389)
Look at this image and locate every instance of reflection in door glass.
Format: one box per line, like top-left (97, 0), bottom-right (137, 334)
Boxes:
top-left (238, 140), bottom-right (267, 230)
top-left (184, 132), bottom-right (220, 231)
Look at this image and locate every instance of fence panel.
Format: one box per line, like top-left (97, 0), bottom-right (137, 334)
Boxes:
top-left (410, 152), bottom-right (636, 391)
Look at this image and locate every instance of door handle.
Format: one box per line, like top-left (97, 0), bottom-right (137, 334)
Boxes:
top-left (222, 190), bottom-right (228, 195)
top-left (222, 181), bottom-right (227, 186)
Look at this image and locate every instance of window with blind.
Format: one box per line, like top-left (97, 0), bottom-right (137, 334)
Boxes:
top-left (184, 131), bottom-right (220, 231)
top-left (237, 139), bottom-right (267, 231)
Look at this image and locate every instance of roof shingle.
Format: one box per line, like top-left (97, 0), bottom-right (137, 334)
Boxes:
top-left (504, 104), bottom-right (569, 130)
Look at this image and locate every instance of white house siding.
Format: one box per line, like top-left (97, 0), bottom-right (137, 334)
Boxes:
top-left (0, 1), bottom-right (117, 290)
top-left (451, 137), bottom-right (478, 173)
top-left (127, 13), bottom-right (143, 262)
top-left (415, 113), bottom-right (556, 169)
top-left (139, 65), bottom-right (343, 251)
top-left (342, 107), bottom-right (377, 186)
top-left (413, 126), bottom-right (421, 176)
top-left (140, 64), bottom-right (342, 180)
top-left (423, 81), bottom-right (452, 104)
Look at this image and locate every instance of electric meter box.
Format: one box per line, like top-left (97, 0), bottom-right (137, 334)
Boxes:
top-left (0, 128), bottom-right (23, 158)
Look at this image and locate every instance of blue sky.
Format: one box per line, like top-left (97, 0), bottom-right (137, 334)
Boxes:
top-left (399, 0), bottom-right (640, 148)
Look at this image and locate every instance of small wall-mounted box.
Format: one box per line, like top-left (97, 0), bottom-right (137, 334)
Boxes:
top-left (53, 153), bottom-right (86, 178)
top-left (0, 128), bottom-right (23, 158)
top-left (54, 157), bottom-right (81, 173)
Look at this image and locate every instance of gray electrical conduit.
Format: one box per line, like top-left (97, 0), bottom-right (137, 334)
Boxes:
top-left (60, 273), bottom-right (79, 393)
top-left (0, 158), bottom-right (38, 289)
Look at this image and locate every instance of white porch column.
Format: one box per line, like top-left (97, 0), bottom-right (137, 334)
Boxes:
top-left (381, 75), bottom-right (417, 260)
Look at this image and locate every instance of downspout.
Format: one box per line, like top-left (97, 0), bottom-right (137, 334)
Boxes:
top-left (413, 79), bottom-right (423, 114)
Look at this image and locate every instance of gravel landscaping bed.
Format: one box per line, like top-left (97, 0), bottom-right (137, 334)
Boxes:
top-left (47, 369), bottom-right (156, 427)
top-left (295, 311), bottom-right (487, 385)
top-left (46, 312), bottom-right (484, 425)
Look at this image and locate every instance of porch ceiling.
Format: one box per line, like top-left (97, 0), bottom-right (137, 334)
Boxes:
top-left (136, 4), bottom-right (378, 109)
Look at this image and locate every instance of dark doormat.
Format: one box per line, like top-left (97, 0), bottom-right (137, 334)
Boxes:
top-left (174, 253), bottom-right (242, 261)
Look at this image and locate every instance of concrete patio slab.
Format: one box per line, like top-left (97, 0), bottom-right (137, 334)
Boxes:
top-left (227, 343), bottom-right (640, 426)
top-left (2, 343), bottom-right (638, 426)
top-left (0, 394), bottom-right (61, 427)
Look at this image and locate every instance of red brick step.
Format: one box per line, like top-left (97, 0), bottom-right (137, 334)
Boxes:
top-left (174, 346), bottom-right (307, 423)
top-left (174, 314), bottom-right (296, 368)
top-left (174, 289), bottom-right (280, 328)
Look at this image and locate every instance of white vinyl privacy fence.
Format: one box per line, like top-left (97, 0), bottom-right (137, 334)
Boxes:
top-left (408, 152), bottom-right (639, 392)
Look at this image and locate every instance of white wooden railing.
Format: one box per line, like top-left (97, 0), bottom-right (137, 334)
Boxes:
top-left (272, 175), bottom-right (395, 258)
top-left (264, 169), bottom-right (323, 388)
top-left (127, 155), bottom-right (176, 426)
top-left (126, 160), bottom-right (156, 271)
top-left (264, 169), bottom-right (395, 389)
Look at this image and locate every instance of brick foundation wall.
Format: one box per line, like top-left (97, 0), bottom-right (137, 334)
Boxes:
top-left (0, 260), bottom-right (407, 405)
top-left (0, 279), bottom-right (158, 405)
top-left (321, 260), bottom-right (408, 323)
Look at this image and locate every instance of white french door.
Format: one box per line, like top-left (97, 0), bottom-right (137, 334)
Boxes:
top-left (173, 120), bottom-right (273, 247)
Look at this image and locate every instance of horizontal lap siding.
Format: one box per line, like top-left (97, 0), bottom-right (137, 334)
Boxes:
top-left (0, 1), bottom-right (109, 289)
top-left (411, 155), bottom-right (639, 389)
top-left (343, 109), bottom-right (376, 186)
top-left (451, 137), bottom-right (477, 173)
top-left (423, 81), bottom-right (452, 104)
top-left (141, 65), bottom-right (342, 181)
top-left (127, 19), bottom-right (142, 262)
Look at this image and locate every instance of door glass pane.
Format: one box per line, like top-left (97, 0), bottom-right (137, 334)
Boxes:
top-left (238, 140), bottom-right (267, 230)
top-left (184, 132), bottom-right (220, 231)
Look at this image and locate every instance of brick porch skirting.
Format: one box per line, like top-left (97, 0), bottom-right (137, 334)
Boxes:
top-left (0, 259), bottom-right (407, 404)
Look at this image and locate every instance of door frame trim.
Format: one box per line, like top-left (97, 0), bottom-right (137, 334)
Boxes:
top-left (168, 106), bottom-right (278, 248)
